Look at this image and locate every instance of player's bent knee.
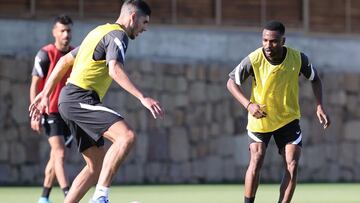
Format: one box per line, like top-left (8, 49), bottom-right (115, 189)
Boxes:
top-left (287, 160), bottom-right (299, 171)
top-left (251, 151), bottom-right (265, 163)
top-left (116, 129), bottom-right (136, 146)
top-left (86, 163), bottom-right (102, 176)
top-left (248, 152), bottom-right (265, 172)
top-left (125, 130), bottom-right (135, 144)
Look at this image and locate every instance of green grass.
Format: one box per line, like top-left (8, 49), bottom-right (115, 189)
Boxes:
top-left (0, 184), bottom-right (359, 203)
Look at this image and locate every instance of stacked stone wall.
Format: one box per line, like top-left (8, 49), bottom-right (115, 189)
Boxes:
top-left (0, 57), bottom-right (359, 185)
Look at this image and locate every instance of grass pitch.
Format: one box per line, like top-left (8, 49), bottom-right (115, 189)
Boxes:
top-left (0, 183), bottom-right (359, 203)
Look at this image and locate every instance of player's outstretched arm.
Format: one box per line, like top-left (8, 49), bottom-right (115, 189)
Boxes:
top-left (311, 77), bottom-right (330, 129)
top-left (108, 60), bottom-right (164, 119)
top-left (29, 52), bottom-right (75, 118)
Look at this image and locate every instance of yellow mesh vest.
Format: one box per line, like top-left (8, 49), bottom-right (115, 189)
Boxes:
top-left (247, 47), bottom-right (301, 132)
top-left (67, 24), bottom-right (125, 101)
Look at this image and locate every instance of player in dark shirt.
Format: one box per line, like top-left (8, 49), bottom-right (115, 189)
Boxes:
top-left (29, 14), bottom-right (73, 203)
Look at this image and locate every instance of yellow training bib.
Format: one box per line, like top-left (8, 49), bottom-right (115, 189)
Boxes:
top-left (247, 47), bottom-right (301, 132)
top-left (67, 24), bottom-right (125, 101)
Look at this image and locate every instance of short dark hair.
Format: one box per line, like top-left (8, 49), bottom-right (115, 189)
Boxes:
top-left (123, 0), bottom-right (151, 16)
top-left (264, 21), bottom-right (285, 35)
top-left (53, 14), bottom-right (73, 26)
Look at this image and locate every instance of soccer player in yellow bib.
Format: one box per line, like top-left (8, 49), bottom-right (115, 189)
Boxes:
top-left (227, 21), bottom-right (330, 203)
top-left (30, 1), bottom-right (164, 203)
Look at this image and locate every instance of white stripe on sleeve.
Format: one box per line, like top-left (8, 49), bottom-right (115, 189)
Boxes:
top-left (235, 63), bottom-right (242, 85)
top-left (308, 64), bottom-right (315, 81)
top-left (34, 56), bottom-right (44, 78)
top-left (114, 37), bottom-right (125, 61)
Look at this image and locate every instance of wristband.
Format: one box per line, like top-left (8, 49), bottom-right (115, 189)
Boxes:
top-left (246, 101), bottom-right (252, 110)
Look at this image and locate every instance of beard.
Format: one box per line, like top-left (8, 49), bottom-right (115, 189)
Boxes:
top-left (128, 23), bottom-right (140, 40)
top-left (129, 33), bottom-right (135, 40)
top-left (61, 38), bottom-right (71, 47)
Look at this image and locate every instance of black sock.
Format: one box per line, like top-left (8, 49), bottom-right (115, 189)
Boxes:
top-left (62, 186), bottom-right (70, 196)
top-left (244, 196), bottom-right (255, 203)
top-left (41, 187), bottom-right (52, 198)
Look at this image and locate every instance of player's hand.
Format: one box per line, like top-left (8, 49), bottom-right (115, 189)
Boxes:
top-left (29, 91), bottom-right (49, 120)
top-left (316, 105), bottom-right (330, 129)
top-left (29, 92), bottom-right (42, 120)
top-left (247, 103), bottom-right (267, 119)
top-left (30, 118), bottom-right (42, 134)
top-left (140, 97), bottom-right (164, 119)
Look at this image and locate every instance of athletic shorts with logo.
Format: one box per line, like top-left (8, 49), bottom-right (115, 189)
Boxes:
top-left (41, 113), bottom-right (72, 148)
top-left (58, 83), bottom-right (123, 152)
top-left (247, 119), bottom-right (302, 153)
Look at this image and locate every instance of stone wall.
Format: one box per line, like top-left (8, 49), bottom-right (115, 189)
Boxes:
top-left (0, 56), bottom-right (359, 185)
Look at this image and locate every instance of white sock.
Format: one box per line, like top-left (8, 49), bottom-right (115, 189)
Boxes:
top-left (92, 185), bottom-right (109, 200)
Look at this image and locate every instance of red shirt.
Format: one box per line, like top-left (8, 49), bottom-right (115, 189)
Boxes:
top-left (32, 44), bottom-right (73, 113)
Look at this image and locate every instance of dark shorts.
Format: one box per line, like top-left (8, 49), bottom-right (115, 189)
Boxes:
top-left (41, 113), bottom-right (72, 147)
top-left (248, 119), bottom-right (302, 153)
top-left (58, 84), bottom-right (123, 152)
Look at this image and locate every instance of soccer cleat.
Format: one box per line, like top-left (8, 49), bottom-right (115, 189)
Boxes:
top-left (88, 196), bottom-right (109, 203)
top-left (38, 197), bottom-right (51, 203)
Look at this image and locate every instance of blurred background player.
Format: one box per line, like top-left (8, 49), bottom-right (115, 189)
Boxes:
top-left (227, 21), bottom-right (330, 203)
top-left (29, 1), bottom-right (164, 203)
top-left (29, 14), bottom-right (74, 203)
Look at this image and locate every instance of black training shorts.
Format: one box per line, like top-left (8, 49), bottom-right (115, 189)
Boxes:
top-left (58, 83), bottom-right (123, 152)
top-left (248, 119), bottom-right (302, 153)
top-left (42, 113), bottom-right (72, 147)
